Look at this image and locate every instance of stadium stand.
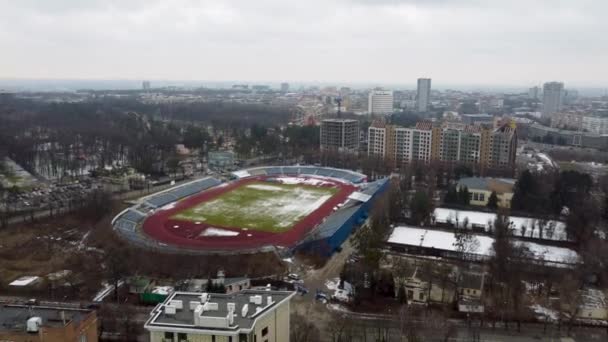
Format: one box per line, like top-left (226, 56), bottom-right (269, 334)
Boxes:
top-left (295, 178), bottom-right (389, 256)
top-left (233, 166), bottom-right (367, 184)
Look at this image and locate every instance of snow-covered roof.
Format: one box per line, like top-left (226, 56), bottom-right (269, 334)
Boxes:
top-left (9, 276), bottom-right (41, 287)
top-left (433, 208), bottom-right (568, 241)
top-left (388, 226), bottom-right (578, 264)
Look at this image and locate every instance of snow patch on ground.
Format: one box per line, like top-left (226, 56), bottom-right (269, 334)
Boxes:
top-left (530, 304), bottom-right (559, 322)
top-left (200, 228), bottom-right (240, 237)
top-left (158, 201), bottom-right (178, 211)
top-left (328, 303), bottom-right (351, 313)
top-left (325, 278), bottom-right (340, 291)
top-left (246, 184), bottom-right (284, 191)
top-left (276, 177), bottom-right (334, 186)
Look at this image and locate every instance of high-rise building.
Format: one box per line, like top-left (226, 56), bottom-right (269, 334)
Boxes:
top-left (368, 121), bottom-right (517, 170)
top-left (528, 86), bottom-right (540, 100)
top-left (320, 119), bottom-right (360, 153)
top-left (142, 80), bottom-right (151, 91)
top-left (367, 121), bottom-right (433, 167)
top-left (416, 78), bottom-right (432, 112)
top-left (280, 82), bottom-right (289, 92)
top-left (145, 290), bottom-right (295, 342)
top-left (368, 90), bottom-right (394, 115)
top-left (542, 82), bottom-right (564, 119)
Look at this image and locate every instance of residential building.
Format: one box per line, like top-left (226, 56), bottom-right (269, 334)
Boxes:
top-left (485, 122), bottom-right (518, 169)
top-left (461, 113), bottom-right (494, 126)
top-left (143, 80), bottom-right (151, 91)
top-left (367, 121), bottom-right (433, 167)
top-left (457, 271), bottom-right (486, 313)
top-left (145, 290), bottom-right (295, 342)
top-left (368, 121), bottom-right (517, 169)
top-left (528, 86), bottom-right (540, 100)
top-left (582, 115), bottom-right (608, 135)
top-left (417, 78), bottom-right (432, 113)
top-left (542, 82), bottom-right (564, 119)
top-left (320, 119), bottom-right (359, 153)
top-left (457, 177), bottom-right (515, 208)
top-left (0, 304), bottom-right (98, 342)
top-left (393, 266), bottom-right (455, 305)
top-left (368, 90), bottom-right (394, 115)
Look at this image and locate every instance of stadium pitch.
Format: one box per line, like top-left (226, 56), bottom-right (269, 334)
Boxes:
top-left (171, 181), bottom-right (339, 233)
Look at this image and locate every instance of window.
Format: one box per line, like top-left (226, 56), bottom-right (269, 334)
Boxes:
top-left (479, 194), bottom-right (485, 201)
top-left (212, 336), bottom-right (216, 342)
top-left (262, 327), bottom-right (269, 337)
top-left (419, 292), bottom-right (424, 300)
top-left (79, 335), bottom-right (87, 342)
top-left (178, 333), bottom-right (187, 342)
top-left (164, 332), bottom-right (175, 340)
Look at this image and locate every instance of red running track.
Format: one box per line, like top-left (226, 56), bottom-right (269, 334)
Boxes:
top-left (141, 176), bottom-right (357, 250)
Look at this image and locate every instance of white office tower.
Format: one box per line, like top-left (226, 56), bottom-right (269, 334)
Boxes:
top-left (368, 90), bottom-right (394, 115)
top-left (417, 78), bottom-right (431, 113)
top-left (542, 82), bottom-right (564, 119)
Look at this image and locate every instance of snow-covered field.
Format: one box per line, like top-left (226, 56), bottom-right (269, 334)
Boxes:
top-left (434, 208), bottom-right (568, 241)
top-left (172, 180), bottom-right (337, 232)
top-left (388, 225), bottom-right (578, 264)
top-left (276, 177), bottom-right (335, 186)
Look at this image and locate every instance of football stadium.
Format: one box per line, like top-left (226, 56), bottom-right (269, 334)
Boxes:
top-left (112, 166), bottom-right (388, 255)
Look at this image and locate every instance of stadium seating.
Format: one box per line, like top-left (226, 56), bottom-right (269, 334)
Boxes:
top-left (232, 166), bottom-right (366, 184)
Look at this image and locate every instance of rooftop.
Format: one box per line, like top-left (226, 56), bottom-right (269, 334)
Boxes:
top-left (322, 118), bottom-right (358, 123)
top-left (0, 305), bottom-right (93, 331)
top-left (145, 290), bottom-right (294, 333)
top-left (457, 177), bottom-right (516, 194)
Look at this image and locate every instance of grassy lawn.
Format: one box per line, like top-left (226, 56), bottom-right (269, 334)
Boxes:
top-left (171, 182), bottom-right (338, 233)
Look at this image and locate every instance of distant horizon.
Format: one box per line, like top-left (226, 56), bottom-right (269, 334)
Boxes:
top-left (1, 78), bottom-right (607, 96)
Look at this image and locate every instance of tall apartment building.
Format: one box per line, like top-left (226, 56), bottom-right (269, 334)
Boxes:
top-left (417, 78), bottom-right (432, 113)
top-left (367, 121), bottom-right (433, 166)
top-left (0, 305), bottom-right (98, 342)
top-left (542, 82), bottom-right (564, 119)
top-left (145, 290), bottom-right (294, 342)
top-left (368, 121), bottom-right (517, 169)
top-left (320, 119), bottom-right (360, 152)
top-left (368, 90), bottom-right (394, 115)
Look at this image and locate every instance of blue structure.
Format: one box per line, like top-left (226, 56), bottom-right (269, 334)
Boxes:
top-left (294, 178), bottom-right (390, 256)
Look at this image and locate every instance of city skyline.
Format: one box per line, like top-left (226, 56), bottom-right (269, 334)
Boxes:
top-left (1, 0), bottom-right (607, 87)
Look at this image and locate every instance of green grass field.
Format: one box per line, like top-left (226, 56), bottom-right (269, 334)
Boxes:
top-left (171, 182), bottom-right (338, 233)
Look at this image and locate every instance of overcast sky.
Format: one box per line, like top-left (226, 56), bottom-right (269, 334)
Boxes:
top-left (1, 0), bottom-right (606, 87)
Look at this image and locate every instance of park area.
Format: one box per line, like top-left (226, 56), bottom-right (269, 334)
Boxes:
top-left (172, 181), bottom-right (338, 233)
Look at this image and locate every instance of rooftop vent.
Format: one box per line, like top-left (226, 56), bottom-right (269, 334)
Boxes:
top-left (250, 295), bottom-right (262, 305)
top-left (200, 293), bottom-right (209, 304)
top-left (241, 304), bottom-right (249, 317)
top-left (170, 300), bottom-right (183, 310)
top-left (164, 305), bottom-right (176, 315)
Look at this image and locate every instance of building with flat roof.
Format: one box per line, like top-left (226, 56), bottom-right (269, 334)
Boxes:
top-left (368, 90), bottom-right (394, 115)
top-left (0, 304), bottom-right (98, 342)
top-left (457, 177), bottom-right (515, 208)
top-left (145, 289), bottom-right (295, 342)
top-left (542, 82), bottom-right (564, 120)
top-left (367, 120), bottom-right (517, 170)
top-left (320, 118), bottom-right (359, 153)
top-left (417, 78), bottom-right (431, 113)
